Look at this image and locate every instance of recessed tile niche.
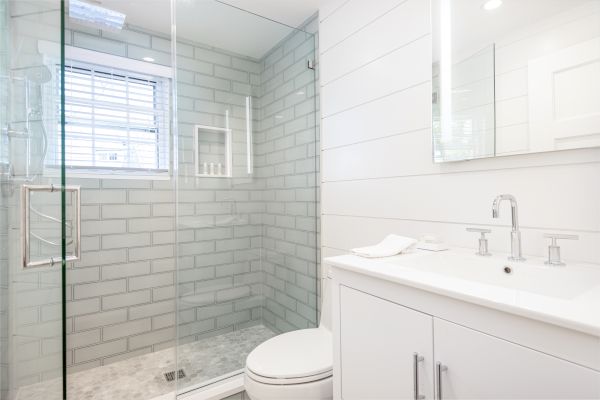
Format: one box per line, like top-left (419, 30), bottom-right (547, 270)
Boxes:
top-left (194, 124), bottom-right (232, 178)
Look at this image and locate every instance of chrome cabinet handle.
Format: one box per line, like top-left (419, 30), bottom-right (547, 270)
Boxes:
top-left (413, 353), bottom-right (425, 400)
top-left (435, 362), bottom-right (447, 400)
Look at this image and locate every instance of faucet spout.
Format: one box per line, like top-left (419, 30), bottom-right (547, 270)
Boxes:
top-left (492, 194), bottom-right (525, 262)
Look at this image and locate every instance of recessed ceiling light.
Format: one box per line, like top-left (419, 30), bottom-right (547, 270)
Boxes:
top-left (296, 91), bottom-right (305, 96)
top-left (142, 57), bottom-right (155, 62)
top-left (482, 0), bottom-right (503, 11)
top-left (275, 115), bottom-right (283, 119)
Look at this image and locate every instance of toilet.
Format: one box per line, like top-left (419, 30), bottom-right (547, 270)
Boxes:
top-left (244, 276), bottom-right (333, 400)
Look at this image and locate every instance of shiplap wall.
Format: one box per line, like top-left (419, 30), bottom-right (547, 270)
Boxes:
top-left (319, 0), bottom-right (600, 267)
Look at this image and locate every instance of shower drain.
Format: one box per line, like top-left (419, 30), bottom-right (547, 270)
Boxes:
top-left (164, 369), bottom-right (186, 382)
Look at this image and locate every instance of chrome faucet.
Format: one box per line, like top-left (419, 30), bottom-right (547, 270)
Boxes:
top-left (492, 194), bottom-right (525, 262)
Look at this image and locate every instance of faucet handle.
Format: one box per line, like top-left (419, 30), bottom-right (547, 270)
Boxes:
top-left (466, 228), bottom-right (492, 256)
top-left (543, 234), bottom-right (578, 266)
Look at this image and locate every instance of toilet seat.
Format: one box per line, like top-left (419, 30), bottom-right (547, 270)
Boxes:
top-left (246, 328), bottom-right (332, 385)
top-left (246, 366), bottom-right (332, 385)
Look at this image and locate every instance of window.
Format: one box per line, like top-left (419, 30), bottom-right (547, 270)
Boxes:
top-left (52, 62), bottom-right (170, 174)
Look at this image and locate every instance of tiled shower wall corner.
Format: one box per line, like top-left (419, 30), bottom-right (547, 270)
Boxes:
top-left (174, 40), bottom-right (265, 345)
top-left (258, 15), bottom-right (321, 333)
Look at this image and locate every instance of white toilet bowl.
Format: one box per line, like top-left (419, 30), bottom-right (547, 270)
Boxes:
top-left (244, 277), bottom-right (333, 400)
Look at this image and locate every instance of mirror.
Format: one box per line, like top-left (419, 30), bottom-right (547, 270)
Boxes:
top-left (432, 0), bottom-right (600, 162)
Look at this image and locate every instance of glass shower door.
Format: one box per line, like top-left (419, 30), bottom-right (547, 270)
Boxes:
top-left (1, 0), bottom-right (66, 399)
top-left (175, 0), bottom-right (319, 395)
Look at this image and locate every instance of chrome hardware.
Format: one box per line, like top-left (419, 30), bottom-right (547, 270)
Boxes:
top-left (492, 194), bottom-right (525, 262)
top-left (435, 362), bottom-right (447, 400)
top-left (543, 233), bottom-right (578, 267)
top-left (21, 184), bottom-right (81, 268)
top-left (466, 228), bottom-right (491, 256)
top-left (413, 353), bottom-right (425, 400)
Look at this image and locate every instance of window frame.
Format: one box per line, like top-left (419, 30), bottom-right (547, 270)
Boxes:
top-left (42, 43), bottom-right (173, 180)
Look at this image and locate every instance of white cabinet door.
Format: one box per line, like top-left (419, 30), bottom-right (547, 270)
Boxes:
top-left (339, 286), bottom-right (434, 400)
top-left (434, 318), bottom-right (600, 399)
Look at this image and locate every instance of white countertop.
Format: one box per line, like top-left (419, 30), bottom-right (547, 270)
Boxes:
top-left (325, 248), bottom-right (600, 337)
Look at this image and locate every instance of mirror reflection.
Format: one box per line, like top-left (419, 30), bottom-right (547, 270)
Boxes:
top-left (433, 0), bottom-right (600, 162)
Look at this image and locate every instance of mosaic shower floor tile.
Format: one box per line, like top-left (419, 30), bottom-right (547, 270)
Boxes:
top-left (16, 325), bottom-right (276, 400)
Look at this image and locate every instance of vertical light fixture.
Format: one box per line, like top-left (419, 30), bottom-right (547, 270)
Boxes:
top-left (245, 96), bottom-right (253, 175)
top-left (440, 0), bottom-right (452, 143)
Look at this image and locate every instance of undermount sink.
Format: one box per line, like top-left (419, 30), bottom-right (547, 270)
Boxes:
top-left (386, 250), bottom-right (600, 300)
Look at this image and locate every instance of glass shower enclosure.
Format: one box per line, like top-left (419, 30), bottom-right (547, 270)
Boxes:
top-left (0, 0), bottom-right (319, 399)
top-left (174, 1), bottom-right (319, 394)
top-left (1, 0), bottom-right (65, 399)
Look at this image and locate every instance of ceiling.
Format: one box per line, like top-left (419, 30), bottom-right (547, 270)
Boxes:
top-left (93, 0), bottom-right (319, 59)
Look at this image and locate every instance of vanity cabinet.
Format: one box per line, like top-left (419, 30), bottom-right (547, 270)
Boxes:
top-left (335, 284), bottom-right (600, 400)
top-left (434, 319), bottom-right (600, 399)
top-left (339, 286), bottom-right (434, 400)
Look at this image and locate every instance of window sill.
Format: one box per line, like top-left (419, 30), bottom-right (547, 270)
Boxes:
top-left (43, 168), bottom-right (172, 181)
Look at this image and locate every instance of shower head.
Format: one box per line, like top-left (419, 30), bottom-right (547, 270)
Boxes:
top-left (69, 0), bottom-right (126, 31)
top-left (23, 65), bottom-right (52, 84)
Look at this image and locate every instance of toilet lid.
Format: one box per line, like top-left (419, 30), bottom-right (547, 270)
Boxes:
top-left (246, 328), bottom-right (332, 382)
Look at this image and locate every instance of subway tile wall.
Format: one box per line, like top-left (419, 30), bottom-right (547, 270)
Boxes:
top-left (0, 1), bottom-right (8, 396)
top-left (258, 17), bottom-right (321, 332)
top-left (4, 5), bottom-right (66, 396)
top-left (61, 23), bottom-right (269, 374)
top-left (10, 13), bottom-right (320, 388)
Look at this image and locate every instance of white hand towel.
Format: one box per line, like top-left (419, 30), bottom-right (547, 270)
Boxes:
top-left (351, 235), bottom-right (417, 258)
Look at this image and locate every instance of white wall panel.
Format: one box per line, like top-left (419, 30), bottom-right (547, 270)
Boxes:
top-left (319, 0), bottom-right (404, 52)
top-left (321, 82), bottom-right (431, 150)
top-left (320, 0), bottom-right (429, 85)
top-left (321, 36), bottom-right (430, 117)
top-left (319, 0), bottom-right (600, 268)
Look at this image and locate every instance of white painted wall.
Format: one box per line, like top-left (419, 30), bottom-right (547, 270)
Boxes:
top-left (319, 0), bottom-right (600, 267)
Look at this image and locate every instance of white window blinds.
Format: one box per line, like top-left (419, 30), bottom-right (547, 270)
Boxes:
top-left (53, 62), bottom-right (170, 173)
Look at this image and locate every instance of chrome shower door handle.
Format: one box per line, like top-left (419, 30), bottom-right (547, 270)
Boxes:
top-left (435, 362), bottom-right (447, 400)
top-left (413, 353), bottom-right (425, 400)
top-left (22, 184), bottom-right (81, 268)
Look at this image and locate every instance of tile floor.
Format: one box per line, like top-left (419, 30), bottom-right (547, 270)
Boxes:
top-left (16, 325), bottom-right (276, 400)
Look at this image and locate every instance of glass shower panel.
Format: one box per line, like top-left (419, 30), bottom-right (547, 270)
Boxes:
top-left (62, 1), bottom-right (177, 399)
top-left (1, 0), bottom-right (65, 399)
top-left (175, 0), bottom-right (319, 394)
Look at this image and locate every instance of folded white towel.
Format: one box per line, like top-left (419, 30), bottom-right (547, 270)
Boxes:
top-left (351, 235), bottom-right (417, 258)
